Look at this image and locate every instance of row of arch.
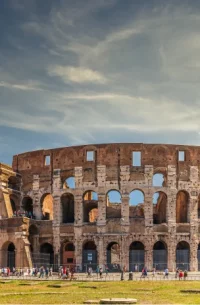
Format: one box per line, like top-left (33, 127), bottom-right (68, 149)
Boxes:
top-left (62, 173), bottom-right (166, 189)
top-left (18, 189), bottom-right (194, 224)
top-left (2, 240), bottom-right (200, 271)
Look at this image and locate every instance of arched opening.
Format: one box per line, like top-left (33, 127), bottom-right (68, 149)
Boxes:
top-left (152, 173), bottom-right (166, 187)
top-left (176, 241), bottom-right (190, 270)
top-left (8, 176), bottom-right (20, 191)
top-left (41, 194), bottom-right (53, 220)
top-left (106, 242), bottom-right (120, 272)
top-left (153, 241), bottom-right (167, 271)
top-left (83, 191), bottom-right (98, 223)
top-left (61, 193), bottom-right (74, 223)
top-left (10, 198), bottom-right (16, 214)
top-left (129, 190), bottom-right (144, 218)
top-left (40, 243), bottom-right (54, 266)
top-left (106, 190), bottom-right (121, 219)
top-left (7, 243), bottom-right (15, 270)
top-left (153, 192), bottom-right (167, 224)
top-left (197, 244), bottom-right (200, 271)
top-left (63, 177), bottom-right (75, 189)
top-left (29, 224), bottom-right (39, 236)
top-left (63, 242), bottom-right (75, 267)
top-left (176, 191), bottom-right (189, 223)
top-left (22, 196), bottom-right (33, 218)
top-left (82, 241), bottom-right (97, 271)
top-left (129, 241), bottom-right (144, 272)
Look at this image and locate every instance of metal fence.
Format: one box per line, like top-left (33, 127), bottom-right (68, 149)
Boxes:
top-left (129, 250), bottom-right (144, 272)
top-left (176, 249), bottom-right (189, 270)
top-left (0, 249), bottom-right (198, 273)
top-left (153, 250), bottom-right (167, 271)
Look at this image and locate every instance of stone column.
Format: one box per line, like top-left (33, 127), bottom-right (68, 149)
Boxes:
top-left (121, 193), bottom-right (130, 226)
top-left (190, 239), bottom-right (198, 271)
top-left (168, 243), bottom-right (176, 271)
top-left (74, 167), bottom-right (83, 225)
top-left (97, 192), bottom-right (106, 226)
top-left (144, 165), bottom-right (153, 227)
top-left (145, 241), bottom-right (153, 270)
top-left (144, 192), bottom-right (153, 228)
top-left (74, 191), bottom-right (83, 225)
top-left (167, 165), bottom-right (177, 228)
top-left (97, 166), bottom-right (106, 227)
top-left (74, 238), bottom-right (83, 271)
top-left (32, 175), bottom-right (42, 220)
top-left (52, 169), bottom-right (61, 268)
top-left (167, 190), bottom-right (177, 227)
top-left (121, 236), bottom-right (129, 270)
top-left (94, 236), bottom-right (104, 267)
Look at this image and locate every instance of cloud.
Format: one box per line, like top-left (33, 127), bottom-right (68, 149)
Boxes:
top-left (2, 0), bottom-right (200, 165)
top-left (0, 81), bottom-right (43, 91)
top-left (48, 66), bottom-right (107, 84)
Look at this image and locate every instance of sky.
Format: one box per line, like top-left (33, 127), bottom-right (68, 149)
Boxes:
top-left (1, 0), bottom-right (200, 165)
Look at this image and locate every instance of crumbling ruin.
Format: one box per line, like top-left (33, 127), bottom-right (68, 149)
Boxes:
top-left (0, 143), bottom-right (200, 271)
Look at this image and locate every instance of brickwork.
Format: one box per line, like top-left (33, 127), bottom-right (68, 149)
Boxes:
top-left (1, 144), bottom-right (200, 271)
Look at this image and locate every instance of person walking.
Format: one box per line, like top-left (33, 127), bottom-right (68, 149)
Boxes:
top-left (179, 270), bottom-right (183, 280)
top-left (99, 267), bottom-right (103, 279)
top-left (184, 270), bottom-right (188, 280)
top-left (96, 265), bottom-right (99, 278)
top-left (164, 268), bottom-right (169, 279)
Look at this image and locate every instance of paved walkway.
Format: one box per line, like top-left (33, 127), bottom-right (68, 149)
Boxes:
top-left (2, 272), bottom-right (200, 281)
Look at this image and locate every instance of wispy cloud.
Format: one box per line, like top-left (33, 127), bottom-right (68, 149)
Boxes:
top-left (1, 0), bottom-right (200, 165)
top-left (48, 66), bottom-right (107, 84)
top-left (0, 81), bottom-right (43, 91)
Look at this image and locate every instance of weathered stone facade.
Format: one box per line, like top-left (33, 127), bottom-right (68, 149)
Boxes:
top-left (1, 143), bottom-right (200, 271)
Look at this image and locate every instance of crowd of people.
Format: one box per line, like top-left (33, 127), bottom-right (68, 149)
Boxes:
top-left (0, 264), bottom-right (189, 281)
top-left (12, 210), bottom-right (35, 219)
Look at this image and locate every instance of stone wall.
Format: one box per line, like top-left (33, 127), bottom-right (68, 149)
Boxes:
top-left (0, 143), bottom-right (200, 271)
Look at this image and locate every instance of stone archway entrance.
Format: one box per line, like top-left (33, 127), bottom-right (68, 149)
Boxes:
top-left (176, 241), bottom-right (190, 270)
top-left (129, 241), bottom-right (144, 272)
top-left (82, 241), bottom-right (97, 272)
top-left (153, 241), bottom-right (167, 271)
top-left (40, 243), bottom-right (54, 267)
top-left (63, 242), bottom-right (75, 267)
top-left (107, 242), bottom-right (120, 272)
top-left (7, 243), bottom-right (15, 270)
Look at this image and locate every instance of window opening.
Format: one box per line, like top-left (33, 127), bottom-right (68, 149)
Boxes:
top-left (87, 151), bottom-right (94, 161)
top-left (178, 151), bottom-right (185, 161)
top-left (132, 151), bottom-right (141, 166)
top-left (45, 155), bottom-right (50, 166)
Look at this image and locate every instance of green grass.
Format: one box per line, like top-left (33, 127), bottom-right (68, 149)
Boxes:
top-left (0, 280), bottom-right (200, 304)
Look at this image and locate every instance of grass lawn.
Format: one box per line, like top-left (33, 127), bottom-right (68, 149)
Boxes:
top-left (0, 280), bottom-right (200, 304)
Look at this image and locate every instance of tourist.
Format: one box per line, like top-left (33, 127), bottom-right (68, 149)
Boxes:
top-left (70, 267), bottom-right (75, 280)
top-left (179, 270), bottom-right (183, 280)
top-left (39, 266), bottom-right (44, 278)
top-left (45, 267), bottom-right (49, 278)
top-left (175, 268), bottom-right (179, 279)
top-left (105, 265), bottom-right (109, 278)
top-left (152, 267), bottom-right (156, 277)
top-left (184, 270), bottom-right (188, 280)
top-left (49, 267), bottom-right (53, 277)
top-left (96, 265), bottom-right (99, 278)
top-left (99, 267), bottom-right (103, 279)
top-left (88, 267), bottom-right (92, 277)
top-left (7, 267), bottom-right (10, 277)
top-left (164, 268), bottom-right (169, 279)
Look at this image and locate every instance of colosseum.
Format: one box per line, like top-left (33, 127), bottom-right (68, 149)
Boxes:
top-left (0, 143), bottom-right (200, 272)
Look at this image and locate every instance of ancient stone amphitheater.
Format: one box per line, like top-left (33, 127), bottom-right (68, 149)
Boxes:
top-left (0, 143), bottom-right (200, 272)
